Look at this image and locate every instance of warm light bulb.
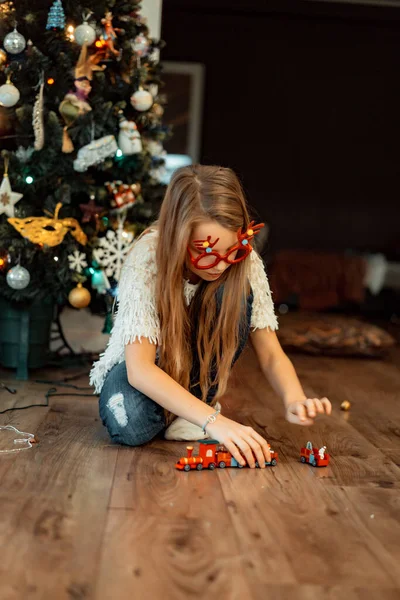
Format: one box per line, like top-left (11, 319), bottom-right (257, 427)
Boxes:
top-left (66, 24), bottom-right (75, 41)
top-left (0, 258), bottom-right (5, 267)
top-left (47, 78), bottom-right (55, 85)
top-left (54, 256), bottom-right (59, 262)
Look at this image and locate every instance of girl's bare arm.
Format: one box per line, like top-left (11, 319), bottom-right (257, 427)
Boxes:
top-left (125, 339), bottom-right (271, 468)
top-left (250, 329), bottom-right (332, 425)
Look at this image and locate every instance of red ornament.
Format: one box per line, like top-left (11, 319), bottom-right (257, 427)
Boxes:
top-left (104, 180), bottom-right (141, 213)
top-left (79, 195), bottom-right (102, 223)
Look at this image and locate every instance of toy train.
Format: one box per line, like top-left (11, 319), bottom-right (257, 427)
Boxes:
top-left (300, 441), bottom-right (330, 467)
top-left (175, 439), bottom-right (278, 471)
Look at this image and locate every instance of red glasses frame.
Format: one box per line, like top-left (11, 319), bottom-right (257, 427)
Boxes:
top-left (187, 221), bottom-right (264, 270)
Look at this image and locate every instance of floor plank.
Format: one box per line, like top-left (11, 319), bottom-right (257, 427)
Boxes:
top-left (1, 343), bottom-right (400, 599)
top-left (97, 440), bottom-right (253, 599)
top-left (0, 395), bottom-right (118, 600)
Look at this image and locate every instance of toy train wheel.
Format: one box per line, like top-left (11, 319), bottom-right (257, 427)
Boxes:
top-left (196, 463), bottom-right (203, 471)
top-left (184, 464), bottom-right (191, 472)
top-left (208, 463), bottom-right (216, 470)
top-left (300, 457), bottom-right (306, 463)
top-left (219, 461), bottom-right (226, 469)
top-left (271, 458), bottom-right (277, 466)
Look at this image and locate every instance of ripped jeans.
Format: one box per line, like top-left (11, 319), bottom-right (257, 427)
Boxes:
top-left (99, 289), bottom-right (254, 446)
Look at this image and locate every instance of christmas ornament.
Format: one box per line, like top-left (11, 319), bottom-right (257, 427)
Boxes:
top-left (33, 78), bottom-right (44, 150)
top-left (148, 84), bottom-right (159, 98)
top-left (0, 74), bottom-right (20, 107)
top-left (105, 180), bottom-right (141, 213)
top-left (6, 265), bottom-right (30, 290)
top-left (152, 103), bottom-right (164, 117)
top-left (68, 283), bottom-right (91, 308)
top-left (0, 156), bottom-right (23, 218)
top-left (130, 89), bottom-right (153, 112)
top-left (59, 43), bottom-right (105, 153)
top-left (79, 194), bottom-right (102, 223)
top-left (0, 49), bottom-right (7, 69)
top-left (341, 400), bottom-right (351, 411)
top-left (91, 269), bottom-right (111, 294)
top-left (91, 267), bottom-right (110, 294)
top-left (74, 16), bottom-right (96, 46)
top-left (73, 135), bottom-right (117, 172)
top-left (93, 219), bottom-right (134, 281)
top-left (8, 202), bottom-right (87, 247)
top-left (0, 251), bottom-right (9, 271)
top-left (3, 27), bottom-right (26, 54)
top-left (118, 116), bottom-right (142, 155)
top-left (145, 139), bottom-right (165, 158)
top-left (46, 0), bottom-right (66, 30)
top-left (132, 33), bottom-right (149, 57)
top-left (100, 11), bottom-right (123, 59)
top-left (15, 146), bottom-right (35, 163)
top-left (68, 249), bottom-right (87, 273)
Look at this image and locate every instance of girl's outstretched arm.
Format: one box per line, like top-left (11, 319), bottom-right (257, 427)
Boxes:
top-left (250, 329), bottom-right (332, 425)
top-left (125, 339), bottom-right (272, 468)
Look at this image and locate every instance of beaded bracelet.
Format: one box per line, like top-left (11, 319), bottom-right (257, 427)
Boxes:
top-left (202, 409), bottom-right (221, 433)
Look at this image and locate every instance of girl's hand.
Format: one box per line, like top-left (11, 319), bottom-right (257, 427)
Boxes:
top-left (205, 415), bottom-right (271, 469)
top-left (285, 397), bottom-right (331, 426)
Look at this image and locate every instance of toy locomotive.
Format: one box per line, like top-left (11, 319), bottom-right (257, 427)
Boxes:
top-left (300, 441), bottom-right (330, 467)
top-left (175, 439), bottom-right (278, 471)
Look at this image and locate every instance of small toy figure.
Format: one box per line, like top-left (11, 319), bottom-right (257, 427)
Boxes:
top-left (118, 116), bottom-right (142, 155)
top-left (100, 11), bottom-right (124, 60)
top-left (300, 441), bottom-right (330, 467)
top-left (175, 440), bottom-right (278, 471)
top-left (59, 43), bottom-right (105, 152)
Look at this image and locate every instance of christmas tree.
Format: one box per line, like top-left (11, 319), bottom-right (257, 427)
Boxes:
top-left (0, 0), bottom-right (169, 320)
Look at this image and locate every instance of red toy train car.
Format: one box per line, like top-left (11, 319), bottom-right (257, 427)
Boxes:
top-left (175, 439), bottom-right (278, 471)
top-left (300, 441), bottom-right (330, 467)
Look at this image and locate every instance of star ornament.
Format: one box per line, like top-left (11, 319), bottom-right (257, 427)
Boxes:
top-left (79, 195), bottom-right (102, 223)
top-left (0, 174), bottom-right (23, 218)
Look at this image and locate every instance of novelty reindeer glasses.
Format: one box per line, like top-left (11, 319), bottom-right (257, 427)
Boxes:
top-left (187, 221), bottom-right (264, 270)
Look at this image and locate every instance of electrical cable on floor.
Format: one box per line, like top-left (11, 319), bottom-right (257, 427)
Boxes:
top-left (0, 376), bottom-right (99, 415)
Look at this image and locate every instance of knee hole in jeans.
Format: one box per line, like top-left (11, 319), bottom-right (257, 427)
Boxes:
top-left (107, 393), bottom-right (128, 427)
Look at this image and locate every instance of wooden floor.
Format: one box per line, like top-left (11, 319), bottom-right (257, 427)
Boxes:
top-left (0, 346), bottom-right (400, 600)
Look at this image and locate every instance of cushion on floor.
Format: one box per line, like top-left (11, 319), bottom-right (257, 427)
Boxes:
top-left (277, 312), bottom-right (396, 358)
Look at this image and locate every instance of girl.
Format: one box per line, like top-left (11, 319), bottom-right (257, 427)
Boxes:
top-left (90, 165), bottom-right (331, 469)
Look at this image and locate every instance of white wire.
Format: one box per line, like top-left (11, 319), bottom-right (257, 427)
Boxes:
top-left (0, 425), bottom-right (35, 454)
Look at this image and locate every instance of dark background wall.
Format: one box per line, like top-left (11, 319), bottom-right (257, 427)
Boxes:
top-left (161, 0), bottom-right (400, 257)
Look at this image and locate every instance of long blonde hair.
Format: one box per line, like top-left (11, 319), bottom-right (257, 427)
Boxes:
top-left (154, 165), bottom-right (252, 418)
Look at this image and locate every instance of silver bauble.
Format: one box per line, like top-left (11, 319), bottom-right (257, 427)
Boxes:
top-left (4, 28), bottom-right (26, 54)
top-left (0, 81), bottom-right (20, 107)
top-left (130, 89), bottom-right (153, 112)
top-left (74, 22), bottom-right (96, 46)
top-left (6, 265), bottom-right (31, 290)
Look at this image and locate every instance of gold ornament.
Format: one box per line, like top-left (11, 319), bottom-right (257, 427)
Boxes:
top-left (0, 49), bottom-right (7, 70)
top-left (68, 283), bottom-right (91, 308)
top-left (8, 202), bottom-right (87, 247)
top-left (152, 103), bottom-right (164, 117)
top-left (341, 400), bottom-right (351, 411)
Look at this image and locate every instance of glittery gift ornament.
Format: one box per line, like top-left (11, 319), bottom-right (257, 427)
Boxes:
top-left (104, 180), bottom-right (141, 212)
top-left (73, 135), bottom-right (118, 172)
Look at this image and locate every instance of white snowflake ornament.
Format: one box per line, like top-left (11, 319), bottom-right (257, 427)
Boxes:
top-left (93, 224), bottom-right (134, 281)
top-left (0, 173), bottom-right (23, 218)
top-left (68, 249), bottom-right (88, 273)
